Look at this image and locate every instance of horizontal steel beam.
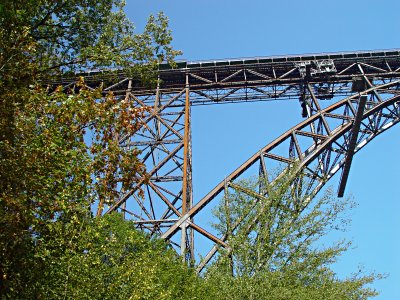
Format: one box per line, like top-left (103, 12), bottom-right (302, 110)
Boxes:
top-left (51, 49), bottom-right (400, 95)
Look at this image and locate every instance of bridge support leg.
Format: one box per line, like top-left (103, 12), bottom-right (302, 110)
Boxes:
top-left (338, 94), bottom-right (368, 197)
top-left (181, 73), bottom-right (194, 263)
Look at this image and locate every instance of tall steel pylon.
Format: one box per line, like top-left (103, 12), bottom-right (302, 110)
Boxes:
top-left (54, 49), bottom-right (400, 268)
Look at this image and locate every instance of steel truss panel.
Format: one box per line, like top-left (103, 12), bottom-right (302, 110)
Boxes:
top-left (53, 49), bottom-right (400, 266)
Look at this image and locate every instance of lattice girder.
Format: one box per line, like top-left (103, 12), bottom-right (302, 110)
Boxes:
top-left (161, 78), bottom-right (400, 269)
top-left (52, 49), bottom-right (400, 265)
top-left (191, 81), bottom-right (400, 271)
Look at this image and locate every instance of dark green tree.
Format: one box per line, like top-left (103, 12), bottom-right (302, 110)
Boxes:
top-left (18, 213), bottom-right (206, 299)
top-left (205, 170), bottom-right (381, 299)
top-left (0, 0), bottom-right (181, 296)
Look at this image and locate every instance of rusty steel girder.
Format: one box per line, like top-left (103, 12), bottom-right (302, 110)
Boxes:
top-left (54, 49), bottom-right (400, 266)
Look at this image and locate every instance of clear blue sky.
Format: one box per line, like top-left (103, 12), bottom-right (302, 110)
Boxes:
top-left (126, 1), bottom-right (400, 298)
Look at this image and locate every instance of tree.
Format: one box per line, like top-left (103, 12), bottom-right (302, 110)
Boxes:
top-left (0, 1), bottom-right (181, 296)
top-left (0, 0), bottom-right (179, 78)
top-left (13, 213), bottom-right (206, 300)
top-left (204, 170), bottom-right (381, 299)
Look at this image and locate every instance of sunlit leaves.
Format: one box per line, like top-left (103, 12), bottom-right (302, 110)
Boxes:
top-left (21, 213), bottom-right (207, 299)
top-left (205, 172), bottom-right (381, 299)
top-left (0, 0), bottom-right (181, 296)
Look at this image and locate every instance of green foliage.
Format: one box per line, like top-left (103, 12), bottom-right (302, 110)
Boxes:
top-left (0, 0), bottom-right (181, 296)
top-left (0, 61), bottom-right (152, 298)
top-left (204, 268), bottom-right (380, 300)
top-left (6, 213), bottom-right (206, 299)
top-left (0, 0), bottom-right (180, 79)
top-left (204, 171), bottom-right (381, 299)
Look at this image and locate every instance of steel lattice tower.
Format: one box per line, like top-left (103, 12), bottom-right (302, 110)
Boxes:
top-left (54, 49), bottom-right (400, 269)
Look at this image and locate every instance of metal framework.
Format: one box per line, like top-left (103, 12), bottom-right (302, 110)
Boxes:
top-left (54, 49), bottom-right (400, 268)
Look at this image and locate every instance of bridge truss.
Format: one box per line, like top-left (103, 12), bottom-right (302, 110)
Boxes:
top-left (55, 49), bottom-right (400, 268)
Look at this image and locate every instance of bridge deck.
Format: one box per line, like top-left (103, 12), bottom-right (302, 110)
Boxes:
top-left (53, 49), bottom-right (400, 94)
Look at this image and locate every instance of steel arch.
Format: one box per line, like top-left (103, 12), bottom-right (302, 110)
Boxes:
top-left (162, 80), bottom-right (400, 270)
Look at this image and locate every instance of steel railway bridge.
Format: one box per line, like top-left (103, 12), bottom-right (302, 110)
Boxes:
top-left (55, 49), bottom-right (400, 271)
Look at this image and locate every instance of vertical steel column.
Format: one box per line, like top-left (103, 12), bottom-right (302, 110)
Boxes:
top-left (96, 79), bottom-right (134, 217)
top-left (181, 73), bottom-right (194, 261)
top-left (337, 94), bottom-right (368, 197)
top-left (121, 79), bottom-right (133, 219)
top-left (154, 76), bottom-right (161, 141)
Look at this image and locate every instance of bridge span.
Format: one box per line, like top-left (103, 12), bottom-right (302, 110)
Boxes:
top-left (55, 49), bottom-right (400, 267)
